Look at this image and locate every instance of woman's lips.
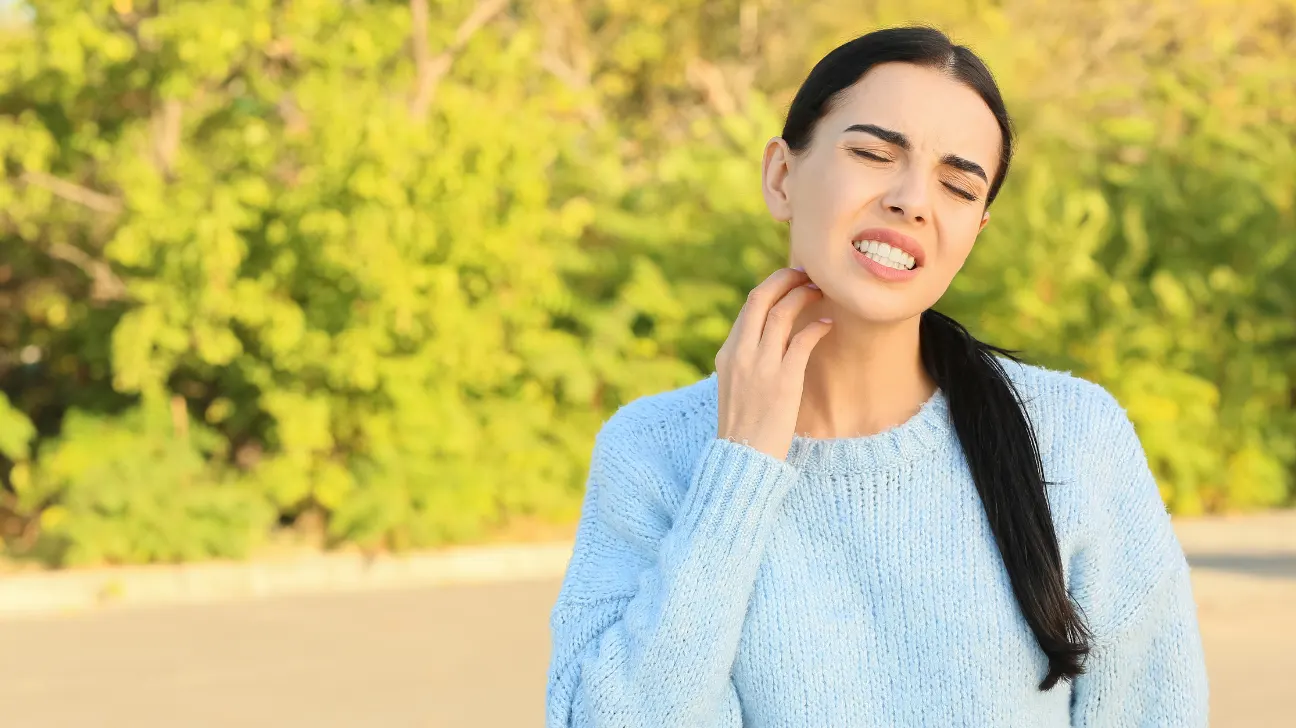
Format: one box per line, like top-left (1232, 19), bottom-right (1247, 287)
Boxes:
top-left (851, 227), bottom-right (926, 267)
top-left (851, 242), bottom-right (920, 282)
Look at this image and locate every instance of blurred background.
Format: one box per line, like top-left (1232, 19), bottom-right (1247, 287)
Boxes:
top-left (0, 1), bottom-right (1292, 727)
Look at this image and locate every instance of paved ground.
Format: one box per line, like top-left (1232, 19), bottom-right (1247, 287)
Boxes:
top-left (0, 513), bottom-right (1292, 728)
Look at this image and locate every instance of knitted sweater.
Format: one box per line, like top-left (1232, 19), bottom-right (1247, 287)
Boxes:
top-left (545, 360), bottom-right (1209, 727)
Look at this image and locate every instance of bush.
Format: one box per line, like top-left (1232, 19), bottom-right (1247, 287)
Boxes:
top-left (0, 0), bottom-right (1291, 565)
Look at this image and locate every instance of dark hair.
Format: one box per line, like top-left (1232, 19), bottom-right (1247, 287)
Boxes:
top-left (781, 26), bottom-right (1090, 691)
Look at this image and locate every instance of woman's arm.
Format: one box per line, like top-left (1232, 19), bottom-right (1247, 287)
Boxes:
top-left (1068, 390), bottom-right (1209, 726)
top-left (545, 413), bottom-right (799, 728)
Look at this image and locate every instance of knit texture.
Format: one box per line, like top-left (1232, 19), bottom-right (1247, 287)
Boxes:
top-left (545, 360), bottom-right (1209, 727)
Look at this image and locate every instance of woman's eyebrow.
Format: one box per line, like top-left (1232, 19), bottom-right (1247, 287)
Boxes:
top-left (941, 154), bottom-right (988, 183)
top-left (843, 123), bottom-right (989, 183)
top-left (843, 123), bottom-right (909, 149)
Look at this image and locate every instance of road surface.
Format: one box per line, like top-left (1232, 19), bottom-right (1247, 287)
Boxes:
top-left (1, 513), bottom-right (1293, 727)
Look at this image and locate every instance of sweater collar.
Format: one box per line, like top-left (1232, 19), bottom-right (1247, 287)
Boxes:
top-left (705, 372), bottom-right (953, 473)
top-left (785, 387), bottom-right (952, 472)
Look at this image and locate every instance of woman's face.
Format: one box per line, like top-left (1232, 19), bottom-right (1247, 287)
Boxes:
top-left (762, 62), bottom-right (1003, 324)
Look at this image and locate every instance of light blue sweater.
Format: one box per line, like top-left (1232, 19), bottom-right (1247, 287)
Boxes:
top-left (545, 360), bottom-right (1209, 727)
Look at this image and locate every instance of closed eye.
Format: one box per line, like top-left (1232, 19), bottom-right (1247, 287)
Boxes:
top-left (849, 148), bottom-right (891, 162)
top-left (943, 182), bottom-right (978, 202)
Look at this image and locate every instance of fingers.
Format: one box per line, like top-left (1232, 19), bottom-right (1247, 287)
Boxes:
top-left (783, 318), bottom-right (833, 371)
top-left (729, 267), bottom-right (810, 353)
top-left (759, 283), bottom-right (823, 355)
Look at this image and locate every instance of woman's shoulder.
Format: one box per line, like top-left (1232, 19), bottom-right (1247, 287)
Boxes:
top-left (1002, 359), bottom-right (1182, 576)
top-left (1003, 361), bottom-right (1189, 637)
top-left (595, 372), bottom-right (720, 447)
top-left (995, 358), bottom-right (1137, 468)
top-left (589, 372), bottom-right (720, 484)
top-left (586, 373), bottom-right (721, 518)
top-left (997, 357), bottom-right (1122, 415)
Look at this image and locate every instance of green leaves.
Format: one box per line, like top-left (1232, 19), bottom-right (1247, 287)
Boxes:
top-left (0, 393), bottom-right (35, 464)
top-left (0, 0), bottom-right (1292, 566)
top-left (22, 401), bottom-right (274, 566)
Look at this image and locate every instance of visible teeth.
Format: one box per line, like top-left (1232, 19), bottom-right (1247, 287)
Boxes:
top-left (853, 239), bottom-right (916, 270)
top-left (870, 253), bottom-right (907, 270)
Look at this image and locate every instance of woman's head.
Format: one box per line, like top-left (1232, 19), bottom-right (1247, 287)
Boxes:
top-left (762, 27), bottom-right (1014, 324)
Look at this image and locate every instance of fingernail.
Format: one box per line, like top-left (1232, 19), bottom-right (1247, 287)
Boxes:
top-left (819, 317), bottom-right (833, 323)
top-left (806, 282), bottom-right (819, 290)
top-left (792, 266), bottom-right (804, 272)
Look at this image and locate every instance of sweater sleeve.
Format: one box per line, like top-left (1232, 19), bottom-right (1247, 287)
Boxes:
top-left (1068, 391), bottom-right (1209, 727)
top-left (545, 415), bottom-right (800, 728)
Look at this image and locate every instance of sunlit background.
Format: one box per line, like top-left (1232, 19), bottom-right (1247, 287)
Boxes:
top-left (0, 1), bottom-right (1292, 727)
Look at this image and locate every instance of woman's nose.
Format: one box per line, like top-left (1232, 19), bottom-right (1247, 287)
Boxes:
top-left (882, 176), bottom-right (931, 224)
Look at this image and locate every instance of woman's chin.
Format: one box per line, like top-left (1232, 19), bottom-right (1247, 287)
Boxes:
top-left (825, 296), bottom-right (928, 327)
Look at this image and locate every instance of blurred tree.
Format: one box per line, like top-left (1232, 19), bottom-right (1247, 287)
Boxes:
top-left (0, 0), bottom-right (1291, 565)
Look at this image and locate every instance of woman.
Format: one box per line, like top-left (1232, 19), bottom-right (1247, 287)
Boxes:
top-left (545, 26), bottom-right (1208, 727)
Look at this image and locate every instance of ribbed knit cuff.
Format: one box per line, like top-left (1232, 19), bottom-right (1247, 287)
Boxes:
top-left (672, 438), bottom-right (800, 559)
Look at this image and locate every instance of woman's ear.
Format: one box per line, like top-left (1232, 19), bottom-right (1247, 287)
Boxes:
top-left (762, 137), bottom-right (794, 222)
top-left (978, 209), bottom-right (991, 232)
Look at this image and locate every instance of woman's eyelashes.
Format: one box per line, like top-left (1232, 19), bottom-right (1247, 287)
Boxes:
top-left (848, 147), bottom-right (891, 163)
top-left (942, 180), bottom-right (979, 202)
top-left (848, 147), bottom-right (981, 202)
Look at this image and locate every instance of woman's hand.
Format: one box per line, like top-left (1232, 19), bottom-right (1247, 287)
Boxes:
top-left (714, 267), bottom-right (834, 461)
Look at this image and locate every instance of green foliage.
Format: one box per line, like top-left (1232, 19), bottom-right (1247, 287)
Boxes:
top-left (0, 0), bottom-right (1292, 565)
top-left (0, 392), bottom-right (34, 463)
top-left (19, 398), bottom-right (273, 566)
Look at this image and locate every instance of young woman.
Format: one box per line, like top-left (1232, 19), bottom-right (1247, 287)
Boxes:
top-left (545, 26), bottom-right (1209, 727)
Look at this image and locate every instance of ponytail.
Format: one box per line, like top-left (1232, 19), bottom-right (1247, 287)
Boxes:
top-left (919, 308), bottom-right (1091, 690)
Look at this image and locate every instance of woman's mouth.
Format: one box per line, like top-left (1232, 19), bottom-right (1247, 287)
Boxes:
top-left (850, 237), bottom-right (922, 282)
top-left (852, 239), bottom-right (917, 271)
top-left (849, 227), bottom-right (924, 282)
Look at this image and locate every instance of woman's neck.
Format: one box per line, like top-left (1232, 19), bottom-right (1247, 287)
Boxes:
top-left (793, 311), bottom-right (936, 440)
